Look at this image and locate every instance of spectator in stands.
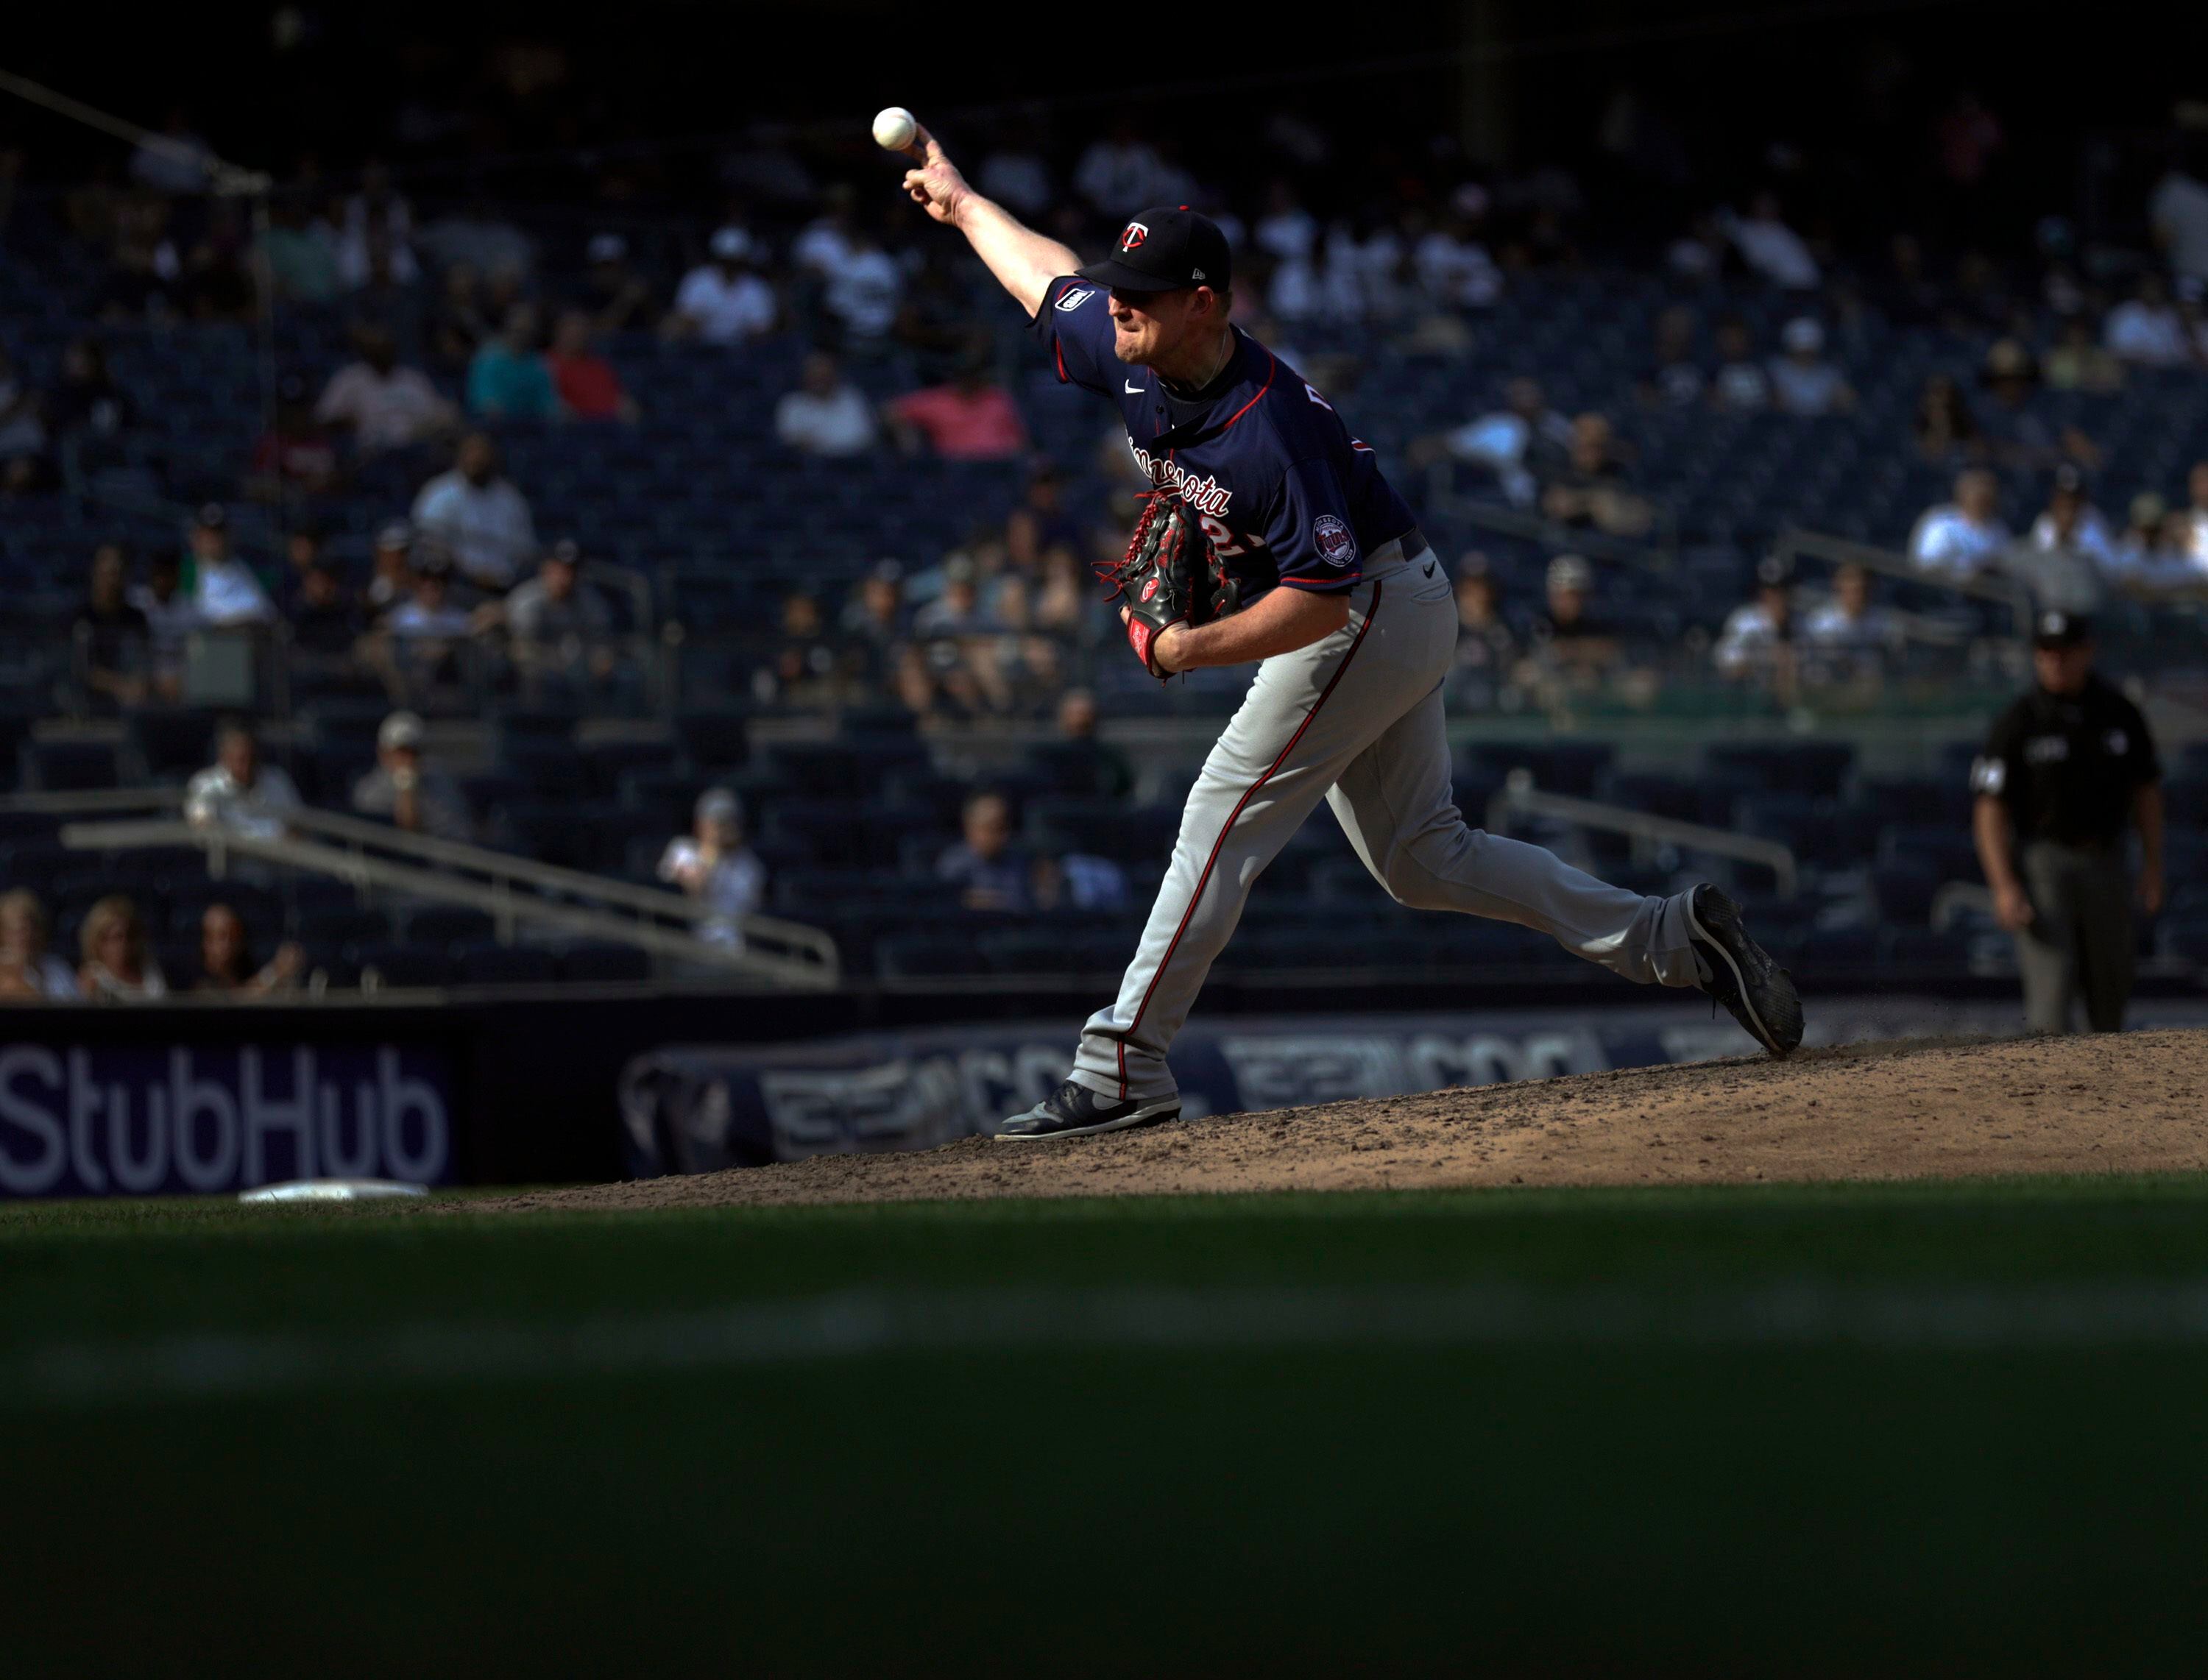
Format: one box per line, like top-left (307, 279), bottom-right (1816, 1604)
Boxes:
top-left (1768, 319), bottom-right (1855, 415)
top-left (2113, 492), bottom-right (2182, 582)
top-left (260, 195), bottom-right (340, 304)
top-left (546, 309), bottom-right (637, 424)
top-left (1004, 461), bottom-right (1083, 573)
top-left (2027, 465), bottom-right (2120, 572)
top-left (2045, 314), bottom-right (2126, 394)
top-left (1913, 373), bottom-right (1980, 465)
top-left (1801, 562), bottom-right (1902, 684)
top-left (366, 520), bottom-right (414, 617)
top-left (1540, 414), bottom-right (1654, 539)
top-left (127, 549), bottom-right (194, 701)
top-left (0, 890), bottom-right (80, 1000)
top-left (1713, 557), bottom-right (1800, 698)
top-left (1030, 847), bottom-right (1129, 915)
top-left (0, 343), bottom-right (48, 493)
top-left (1708, 315), bottom-right (1772, 411)
top-left (289, 554), bottom-right (366, 678)
top-left (246, 374), bottom-right (342, 506)
top-left (185, 720), bottom-right (302, 841)
top-left (427, 263), bottom-right (490, 376)
top-left (353, 710), bottom-right (470, 840)
top-left (1636, 305), bottom-right (1705, 408)
top-left (1444, 554), bottom-right (1520, 712)
top-left (188, 505), bottom-right (276, 626)
top-left (1524, 554), bottom-right (1623, 687)
top-left (467, 303), bottom-right (560, 420)
top-left (665, 226), bottom-right (776, 345)
top-left (885, 346), bottom-right (1030, 461)
top-left (383, 549), bottom-right (478, 644)
top-left (411, 432), bottom-right (537, 592)
top-left (1978, 339), bottom-right (2097, 470)
top-left (2103, 273), bottom-right (2190, 367)
top-left (497, 539), bottom-right (615, 698)
top-left (658, 788), bottom-right (764, 949)
top-left (774, 350), bottom-right (877, 457)
top-left (43, 337), bottom-right (135, 467)
top-left (1413, 187), bottom-right (1503, 311)
top-left (1722, 191), bottom-right (1820, 291)
top-left (912, 555), bottom-right (992, 639)
top-left (1412, 376), bottom-right (1571, 505)
top-left (820, 217), bottom-right (904, 348)
top-left (73, 544), bottom-right (152, 711)
top-left (194, 903), bottom-right (304, 996)
top-left (937, 790), bottom-right (1030, 912)
top-left (2151, 145), bottom-right (2208, 293)
top-left (315, 326), bottom-right (457, 455)
top-left (838, 557), bottom-right (907, 670)
top-left (1050, 687), bottom-right (1133, 798)
top-left (77, 896), bottom-right (166, 1002)
top-left (1909, 468), bottom-right (2009, 580)
top-left (336, 162), bottom-right (417, 291)
top-left (416, 195), bottom-right (534, 279)
top-left (581, 233), bottom-right (657, 333)
top-left (1073, 118), bottom-right (1185, 214)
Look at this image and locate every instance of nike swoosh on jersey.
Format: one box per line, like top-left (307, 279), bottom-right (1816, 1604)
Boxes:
top-left (1125, 381), bottom-right (1144, 394)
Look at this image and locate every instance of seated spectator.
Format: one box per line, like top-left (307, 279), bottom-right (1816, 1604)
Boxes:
top-left (185, 719), bottom-right (302, 840)
top-left (498, 539), bottom-right (615, 697)
top-left (1413, 376), bottom-right (1572, 505)
top-left (937, 790), bottom-right (1030, 912)
top-left (885, 348), bottom-right (1031, 461)
top-left (383, 551), bottom-right (477, 640)
top-left (774, 350), bottom-right (877, 457)
top-left (1540, 414), bottom-right (1654, 538)
top-left (912, 555), bottom-right (992, 638)
top-left (77, 896), bottom-right (166, 1002)
top-left (1524, 554), bottom-right (1623, 683)
top-left (2104, 273), bottom-right (2191, 367)
top-left (2027, 465), bottom-right (2120, 572)
top-left (428, 263), bottom-right (490, 376)
top-left (315, 326), bottom-right (458, 455)
top-left (1978, 339), bottom-right (2096, 469)
top-left (1708, 315), bottom-right (1772, 411)
top-left (1049, 688), bottom-right (1134, 798)
top-left (2113, 491), bottom-right (2183, 581)
top-left (246, 373), bottom-right (342, 504)
top-left (289, 556), bottom-right (367, 674)
top-left (127, 549), bottom-right (194, 701)
top-left (666, 226), bottom-right (776, 345)
top-left (336, 163), bottom-right (417, 291)
top-left (367, 520), bottom-right (414, 617)
top-left (581, 232), bottom-right (657, 333)
top-left (194, 902), bottom-right (303, 995)
top-left (1073, 118), bottom-right (1187, 213)
top-left (1445, 554), bottom-right (1521, 711)
top-left (546, 309), bottom-right (637, 423)
top-left (416, 195), bottom-right (535, 279)
top-left (1005, 461), bottom-right (1083, 571)
top-left (411, 432), bottom-right (537, 591)
top-left (366, 550), bottom-right (481, 706)
top-left (1412, 188), bottom-right (1503, 310)
top-left (821, 219), bottom-right (904, 347)
top-left (187, 504), bottom-right (276, 626)
top-left (1030, 847), bottom-right (1128, 914)
top-left (1908, 468), bottom-right (2009, 580)
top-left (1636, 305), bottom-right (1705, 408)
top-left (1722, 192), bottom-right (1820, 291)
top-left (352, 710), bottom-right (470, 840)
top-left (0, 890), bottom-right (80, 1000)
top-left (43, 336), bottom-right (135, 464)
top-left (658, 788), bottom-right (765, 948)
top-left (467, 303), bottom-right (560, 420)
top-left (759, 589), bottom-right (838, 704)
top-left (1768, 318), bottom-right (1855, 415)
top-left (2045, 314), bottom-right (2126, 394)
top-left (73, 543), bottom-right (152, 710)
top-left (1913, 373), bottom-right (1980, 465)
top-left (1800, 562), bottom-right (1902, 682)
top-left (0, 343), bottom-right (48, 493)
top-left (1713, 557), bottom-right (1799, 695)
top-left (838, 558), bottom-right (907, 685)
top-left (259, 196), bottom-right (340, 304)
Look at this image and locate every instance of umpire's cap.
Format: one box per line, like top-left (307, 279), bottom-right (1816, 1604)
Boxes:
top-left (1079, 207), bottom-right (1232, 295)
top-left (2033, 609), bottom-right (2092, 648)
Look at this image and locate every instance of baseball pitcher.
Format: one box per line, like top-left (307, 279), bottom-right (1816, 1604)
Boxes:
top-left (898, 140), bottom-right (1803, 1139)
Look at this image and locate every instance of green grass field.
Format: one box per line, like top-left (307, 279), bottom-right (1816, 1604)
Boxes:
top-left (9, 1177), bottom-right (2208, 1675)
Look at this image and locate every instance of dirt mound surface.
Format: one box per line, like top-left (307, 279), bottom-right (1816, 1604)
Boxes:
top-left (475, 1029), bottom-right (2208, 1213)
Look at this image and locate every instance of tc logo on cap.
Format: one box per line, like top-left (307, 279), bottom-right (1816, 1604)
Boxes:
top-left (1120, 221), bottom-right (1149, 251)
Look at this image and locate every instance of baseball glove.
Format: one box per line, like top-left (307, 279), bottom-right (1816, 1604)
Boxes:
top-left (1099, 494), bottom-right (1240, 678)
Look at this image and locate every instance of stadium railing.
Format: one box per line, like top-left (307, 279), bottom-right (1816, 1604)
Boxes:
top-left (1485, 768), bottom-right (1801, 899)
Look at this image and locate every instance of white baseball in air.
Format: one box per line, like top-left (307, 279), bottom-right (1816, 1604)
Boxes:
top-left (872, 107), bottom-right (919, 153)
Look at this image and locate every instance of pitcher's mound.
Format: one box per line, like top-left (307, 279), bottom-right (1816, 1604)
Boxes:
top-left (486, 1027), bottom-right (2208, 1213)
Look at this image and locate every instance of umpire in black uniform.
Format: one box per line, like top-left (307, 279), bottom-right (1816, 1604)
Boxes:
top-left (1970, 611), bottom-right (2165, 1032)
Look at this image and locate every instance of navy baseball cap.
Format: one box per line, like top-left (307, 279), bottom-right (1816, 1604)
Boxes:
top-left (1079, 207), bottom-right (1232, 295)
top-left (2033, 610), bottom-right (2092, 648)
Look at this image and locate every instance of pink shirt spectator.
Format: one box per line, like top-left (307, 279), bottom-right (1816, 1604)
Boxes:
top-left (886, 382), bottom-right (1030, 461)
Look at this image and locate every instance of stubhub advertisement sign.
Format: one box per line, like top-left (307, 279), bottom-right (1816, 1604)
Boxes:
top-left (0, 1044), bottom-right (453, 1198)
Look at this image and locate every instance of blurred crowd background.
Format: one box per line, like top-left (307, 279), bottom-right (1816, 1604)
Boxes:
top-left (0, 1), bottom-right (2204, 998)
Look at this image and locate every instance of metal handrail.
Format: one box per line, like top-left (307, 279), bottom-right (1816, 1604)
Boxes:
top-left (1773, 528), bottom-right (2037, 638)
top-left (1426, 471), bottom-right (1680, 573)
top-left (56, 816), bottom-right (840, 988)
top-left (1485, 770), bottom-right (1800, 898)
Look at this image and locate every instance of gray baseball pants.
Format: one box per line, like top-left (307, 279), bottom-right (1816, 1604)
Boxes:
top-left (2016, 839), bottom-right (2134, 1033)
top-left (1070, 553), bottom-right (1704, 1104)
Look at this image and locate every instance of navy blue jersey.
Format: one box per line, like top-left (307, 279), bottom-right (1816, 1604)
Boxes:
top-left (1030, 275), bottom-right (1418, 597)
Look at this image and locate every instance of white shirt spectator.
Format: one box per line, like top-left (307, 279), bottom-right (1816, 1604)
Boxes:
top-left (791, 218), bottom-right (854, 277)
top-left (183, 762), bottom-right (302, 841)
top-left (1072, 136), bottom-right (1185, 213)
top-left (775, 383), bottom-right (877, 457)
top-left (2104, 292), bottom-right (2191, 366)
top-left (824, 247), bottom-right (903, 339)
top-left (1712, 360), bottom-right (1772, 410)
top-left (386, 596), bottom-right (475, 638)
top-left (1724, 206), bottom-right (1821, 291)
top-left (2150, 170), bottom-right (2208, 287)
top-left (671, 264), bottom-right (776, 344)
top-left (194, 557), bottom-right (276, 626)
top-left (1713, 602), bottom-right (1790, 678)
top-left (335, 194), bottom-right (420, 288)
top-left (315, 362), bottom-right (453, 453)
top-left (1443, 406), bottom-right (1572, 508)
top-left (1768, 357), bottom-right (1850, 415)
top-left (1908, 502), bottom-right (2011, 578)
top-left (657, 838), bottom-right (765, 948)
top-left (2027, 506), bottom-right (2120, 572)
top-left (129, 581), bottom-right (199, 672)
top-left (1256, 206), bottom-right (1318, 263)
top-left (1414, 228), bottom-right (1503, 309)
top-left (411, 470), bottom-right (537, 590)
top-left (1801, 600), bottom-right (1901, 656)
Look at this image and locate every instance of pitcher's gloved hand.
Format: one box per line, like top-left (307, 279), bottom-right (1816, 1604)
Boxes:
top-left (1099, 494), bottom-right (1235, 678)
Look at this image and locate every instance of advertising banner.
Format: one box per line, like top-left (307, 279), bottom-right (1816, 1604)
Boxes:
top-left (0, 1043), bottom-right (456, 1199)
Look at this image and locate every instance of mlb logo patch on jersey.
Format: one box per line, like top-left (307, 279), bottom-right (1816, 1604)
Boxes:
top-left (1313, 514), bottom-right (1357, 568)
top-left (1055, 286), bottom-right (1096, 312)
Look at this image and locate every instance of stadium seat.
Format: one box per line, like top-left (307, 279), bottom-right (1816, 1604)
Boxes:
top-left (556, 942), bottom-right (652, 983)
top-left (455, 942), bottom-right (561, 985)
top-left (18, 740), bottom-right (119, 793)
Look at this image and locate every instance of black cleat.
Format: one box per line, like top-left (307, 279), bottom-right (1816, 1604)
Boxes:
top-left (1686, 885), bottom-right (1805, 1058)
top-left (996, 1081), bottom-right (1181, 1141)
